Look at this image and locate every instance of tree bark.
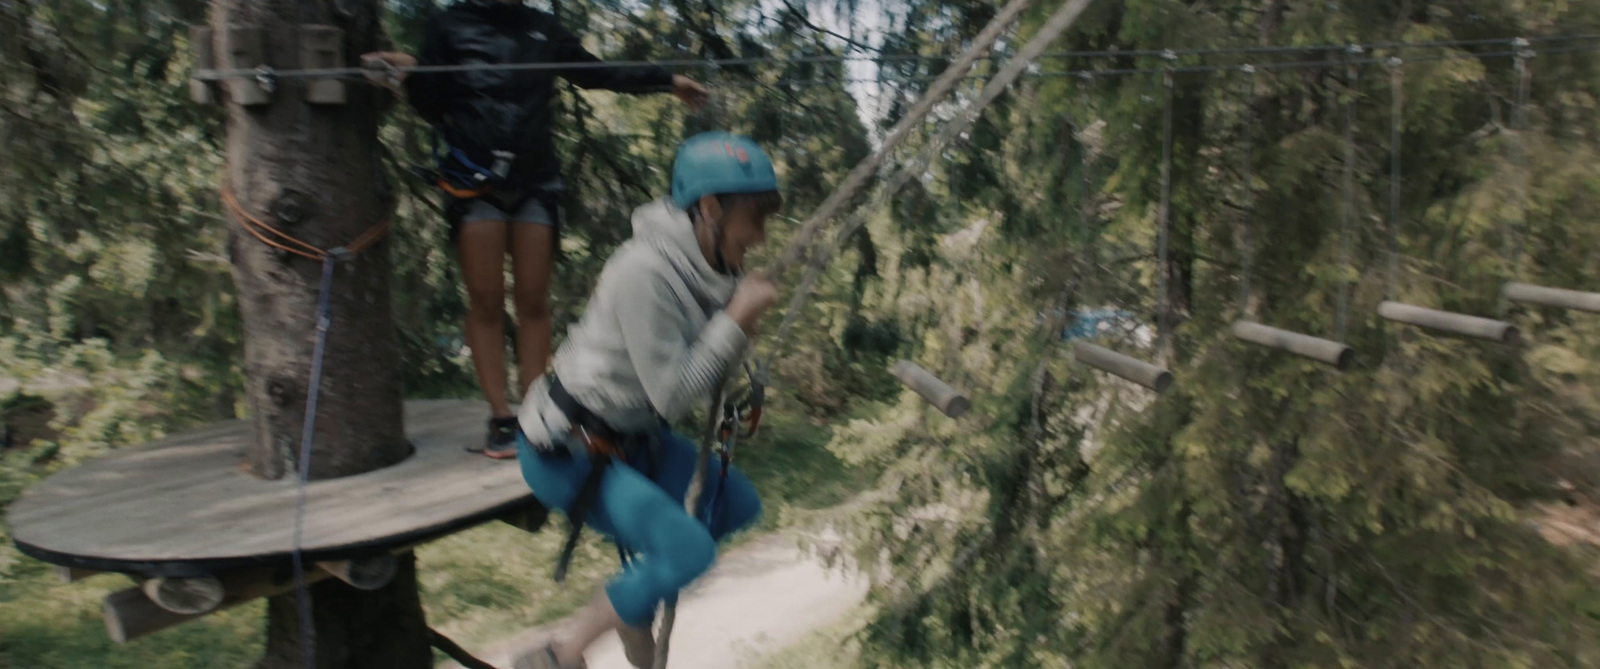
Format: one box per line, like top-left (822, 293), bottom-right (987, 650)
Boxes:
top-left (208, 0), bottom-right (426, 666)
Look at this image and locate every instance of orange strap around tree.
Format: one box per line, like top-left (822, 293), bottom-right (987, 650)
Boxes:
top-left (220, 185), bottom-right (391, 261)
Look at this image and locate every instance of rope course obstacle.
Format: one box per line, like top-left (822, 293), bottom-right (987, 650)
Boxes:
top-left (1370, 53), bottom-right (1519, 345)
top-left (1228, 64), bottom-right (1355, 369)
top-left (1495, 40), bottom-right (1600, 315)
top-left (7, 3), bottom-right (1600, 666)
top-left (1067, 58), bottom-right (1176, 393)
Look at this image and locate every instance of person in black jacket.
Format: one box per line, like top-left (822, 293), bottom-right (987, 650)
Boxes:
top-left (364, 0), bottom-right (707, 457)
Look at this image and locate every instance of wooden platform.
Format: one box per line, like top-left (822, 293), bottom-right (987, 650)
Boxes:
top-left (6, 400), bottom-right (537, 577)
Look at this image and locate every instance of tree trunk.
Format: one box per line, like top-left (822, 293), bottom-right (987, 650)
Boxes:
top-left (259, 555), bottom-right (433, 669)
top-left (208, 0), bottom-right (427, 666)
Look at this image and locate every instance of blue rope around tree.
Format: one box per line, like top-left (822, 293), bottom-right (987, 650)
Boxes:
top-left (290, 253), bottom-right (339, 669)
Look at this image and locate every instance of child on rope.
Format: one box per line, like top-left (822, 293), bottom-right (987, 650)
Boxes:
top-left (511, 131), bottom-right (780, 669)
top-left (363, 0), bottom-right (708, 458)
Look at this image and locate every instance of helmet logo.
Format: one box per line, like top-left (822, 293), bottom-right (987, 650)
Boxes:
top-left (721, 141), bottom-right (751, 164)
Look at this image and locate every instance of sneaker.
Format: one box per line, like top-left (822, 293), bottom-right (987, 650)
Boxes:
top-left (513, 644), bottom-right (586, 669)
top-left (481, 416), bottom-right (520, 459)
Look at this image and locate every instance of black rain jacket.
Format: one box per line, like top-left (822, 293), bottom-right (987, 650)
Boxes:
top-left (405, 0), bottom-right (673, 186)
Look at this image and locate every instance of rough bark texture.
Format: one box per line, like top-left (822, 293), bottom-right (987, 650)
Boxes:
top-left (217, 0), bottom-right (406, 482)
top-left (260, 555), bottom-right (433, 669)
top-left (208, 0), bottom-right (427, 666)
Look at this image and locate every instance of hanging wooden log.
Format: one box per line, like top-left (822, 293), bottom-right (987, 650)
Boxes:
top-left (1503, 282), bottom-right (1600, 314)
top-left (1378, 301), bottom-right (1519, 343)
top-left (141, 575), bottom-right (226, 615)
top-left (1071, 341), bottom-right (1174, 393)
top-left (316, 554), bottom-right (398, 591)
top-left (890, 361), bottom-right (972, 418)
top-left (1231, 321), bottom-right (1354, 369)
top-left (105, 566), bottom-right (333, 644)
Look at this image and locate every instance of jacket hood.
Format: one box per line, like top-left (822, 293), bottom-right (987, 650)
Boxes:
top-left (630, 197), bottom-right (738, 310)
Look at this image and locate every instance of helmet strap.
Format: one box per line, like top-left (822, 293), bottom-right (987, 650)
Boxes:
top-left (692, 202), bottom-right (739, 276)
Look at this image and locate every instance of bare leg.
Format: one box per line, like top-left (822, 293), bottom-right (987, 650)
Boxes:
top-left (457, 220), bottom-right (513, 418)
top-left (510, 221), bottom-right (556, 397)
top-left (552, 588), bottom-right (627, 667)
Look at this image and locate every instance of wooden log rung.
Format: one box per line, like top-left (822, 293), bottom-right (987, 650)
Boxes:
top-left (103, 543), bottom-right (424, 643)
top-left (1071, 341), bottom-right (1173, 393)
top-left (105, 566), bottom-right (332, 644)
top-left (141, 575), bottom-right (226, 615)
top-left (1231, 321), bottom-right (1354, 369)
top-left (1502, 282), bottom-right (1600, 314)
top-left (316, 554), bottom-right (398, 591)
top-left (1377, 301), bottom-right (1519, 344)
top-left (890, 361), bottom-right (972, 418)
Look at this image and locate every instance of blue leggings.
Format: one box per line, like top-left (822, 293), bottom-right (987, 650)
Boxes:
top-left (517, 428), bottom-right (762, 627)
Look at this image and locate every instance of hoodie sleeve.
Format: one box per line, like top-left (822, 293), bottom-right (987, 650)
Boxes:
top-left (611, 267), bottom-right (748, 420)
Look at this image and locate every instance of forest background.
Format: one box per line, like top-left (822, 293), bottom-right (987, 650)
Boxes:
top-left (4, 0), bottom-right (1600, 667)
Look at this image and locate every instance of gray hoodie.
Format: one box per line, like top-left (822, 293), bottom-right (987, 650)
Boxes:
top-left (517, 197), bottom-right (749, 449)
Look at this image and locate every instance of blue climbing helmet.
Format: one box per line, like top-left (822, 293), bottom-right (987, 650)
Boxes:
top-left (670, 131), bottom-right (780, 210)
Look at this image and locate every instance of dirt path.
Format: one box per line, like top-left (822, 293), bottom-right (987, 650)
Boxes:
top-left (437, 527), bottom-right (869, 669)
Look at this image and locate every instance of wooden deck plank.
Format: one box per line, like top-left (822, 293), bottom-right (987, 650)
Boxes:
top-left (6, 400), bottom-right (539, 575)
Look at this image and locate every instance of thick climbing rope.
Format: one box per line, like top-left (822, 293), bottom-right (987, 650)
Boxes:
top-left (648, 54), bottom-right (739, 669)
top-left (1237, 65), bottom-right (1258, 317)
top-left (222, 184), bottom-right (391, 669)
top-left (771, 0), bottom-right (1099, 352)
top-left (768, 0), bottom-right (1039, 277)
top-left (1335, 46), bottom-right (1361, 343)
top-left (1156, 54), bottom-right (1176, 357)
top-left (650, 381), bottom-right (728, 669)
top-left (656, 3), bottom-right (1044, 663)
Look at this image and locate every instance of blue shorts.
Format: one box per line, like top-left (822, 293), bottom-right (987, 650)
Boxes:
top-left (517, 427), bottom-right (762, 627)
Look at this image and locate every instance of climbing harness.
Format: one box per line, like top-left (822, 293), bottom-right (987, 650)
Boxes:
top-left (704, 362), bottom-right (764, 528)
top-left (221, 183), bottom-right (392, 669)
top-left (544, 374), bottom-right (662, 583)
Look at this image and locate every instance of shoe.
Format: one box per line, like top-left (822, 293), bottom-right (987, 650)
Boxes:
top-left (513, 644), bottom-right (586, 669)
top-left (618, 624), bottom-right (656, 668)
top-left (481, 416), bottom-right (520, 459)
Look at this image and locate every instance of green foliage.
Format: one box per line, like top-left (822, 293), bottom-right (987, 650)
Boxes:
top-left (826, 1), bottom-right (1600, 668)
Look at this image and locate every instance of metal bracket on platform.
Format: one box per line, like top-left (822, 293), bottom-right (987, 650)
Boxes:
top-left (225, 26), bottom-right (272, 106)
top-left (188, 25), bottom-right (218, 105)
top-left (300, 25), bottom-right (347, 105)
